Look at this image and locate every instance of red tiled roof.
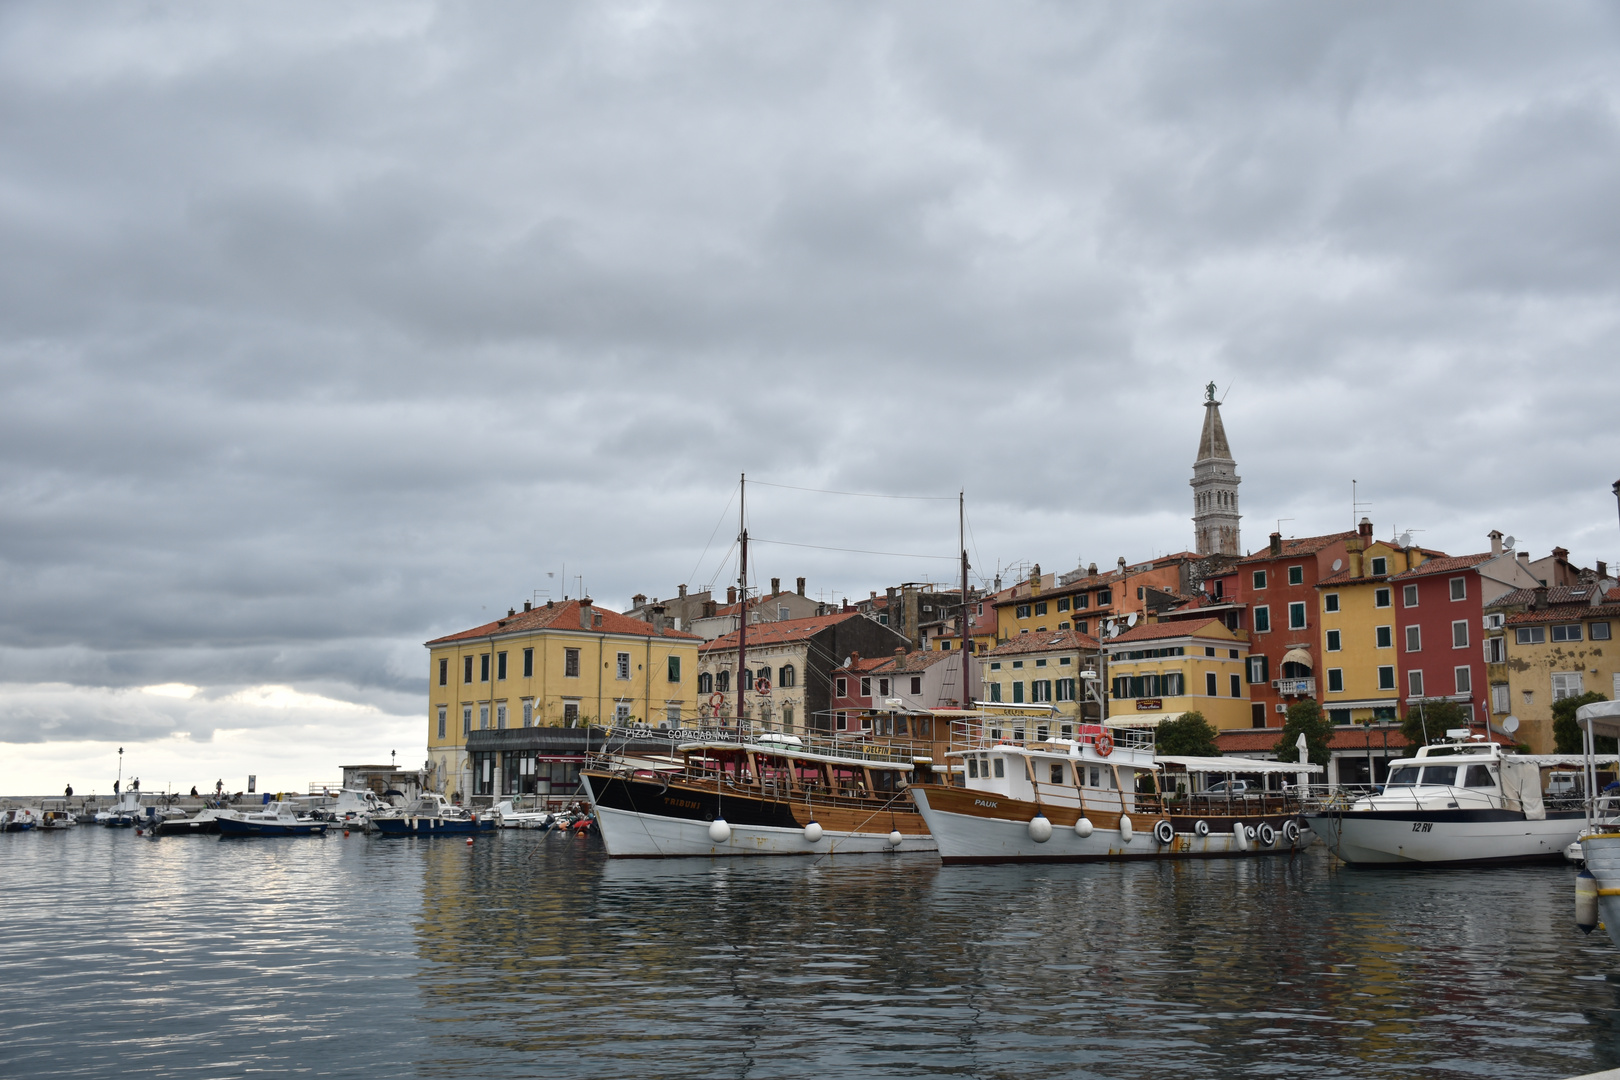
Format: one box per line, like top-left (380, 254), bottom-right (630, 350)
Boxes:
top-left (425, 600), bottom-right (700, 647)
top-left (1505, 603), bottom-right (1620, 626)
top-left (1388, 553), bottom-right (1494, 581)
top-left (874, 650), bottom-right (956, 674)
top-left (1108, 618), bottom-right (1228, 644)
top-left (1491, 585), bottom-right (1602, 608)
top-left (1237, 531), bottom-right (1357, 565)
top-left (983, 628), bottom-right (1100, 657)
top-left (1609, 587), bottom-right (1620, 603)
top-left (1316, 547), bottom-right (1449, 587)
top-left (701, 612), bottom-right (864, 653)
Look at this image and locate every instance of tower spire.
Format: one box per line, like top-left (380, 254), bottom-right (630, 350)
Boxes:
top-left (1191, 389), bottom-right (1241, 556)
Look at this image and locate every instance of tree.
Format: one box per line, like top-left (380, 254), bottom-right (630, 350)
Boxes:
top-left (1553, 691), bottom-right (1612, 754)
top-left (1155, 711), bottom-right (1220, 757)
top-left (1274, 699), bottom-right (1335, 769)
top-left (1400, 700), bottom-right (1470, 750)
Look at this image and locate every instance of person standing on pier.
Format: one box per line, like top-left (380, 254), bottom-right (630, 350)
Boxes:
top-left (64, 784), bottom-right (73, 798)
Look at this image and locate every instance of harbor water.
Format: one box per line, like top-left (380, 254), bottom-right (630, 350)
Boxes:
top-left (5, 828), bottom-right (1620, 1079)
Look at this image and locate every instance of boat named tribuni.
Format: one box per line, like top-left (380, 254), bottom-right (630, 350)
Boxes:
top-left (1303, 735), bottom-right (1587, 867)
top-left (583, 730), bottom-right (935, 857)
top-left (909, 721), bottom-right (1321, 864)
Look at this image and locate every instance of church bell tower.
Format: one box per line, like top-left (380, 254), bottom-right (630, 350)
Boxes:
top-left (1191, 383), bottom-right (1241, 556)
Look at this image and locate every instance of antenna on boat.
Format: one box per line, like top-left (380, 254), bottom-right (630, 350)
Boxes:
top-left (737, 472), bottom-right (748, 735)
top-left (960, 489), bottom-right (970, 710)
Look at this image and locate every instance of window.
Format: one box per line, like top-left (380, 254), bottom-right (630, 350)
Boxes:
top-left (667, 656), bottom-right (681, 682)
top-left (1032, 680), bottom-right (1052, 702)
top-left (565, 648), bottom-right (580, 677)
top-left (563, 702), bottom-right (579, 725)
top-left (1328, 709), bottom-right (1351, 725)
top-left (1205, 646), bottom-right (1216, 657)
top-left (1012, 681), bottom-right (1025, 704)
top-left (879, 678), bottom-right (890, 697)
top-left (1451, 621), bottom-right (1469, 649)
top-left (479, 704), bottom-right (490, 730)
top-left (437, 706), bottom-right (447, 740)
top-left (1252, 704), bottom-right (1266, 727)
top-left (614, 702), bottom-right (631, 723)
top-left (464, 655), bottom-right (474, 684)
top-left (1516, 626), bottom-right (1546, 645)
top-left (716, 670), bottom-right (730, 693)
top-left (1404, 626), bottom-right (1420, 652)
top-left (1060, 656), bottom-right (1072, 665)
top-left (496, 651), bottom-right (507, 680)
top-left (1448, 577), bottom-right (1467, 601)
top-left (1371, 556), bottom-right (1388, 576)
top-left (1484, 637), bottom-right (1505, 663)
top-left (1229, 649), bottom-right (1239, 659)
top-left (480, 654), bottom-right (490, 682)
top-left (523, 648), bottom-right (534, 678)
top-left (1454, 666), bottom-right (1471, 694)
top-left (1097, 589), bottom-right (1111, 606)
top-left (1491, 683), bottom-right (1510, 714)
top-left (617, 652), bottom-right (630, 680)
top-left (1254, 606), bottom-right (1271, 632)
top-left (1230, 673), bottom-right (1241, 697)
top-left (1035, 601), bottom-right (1047, 616)
top-left (1077, 621), bottom-right (1088, 634)
top-left (699, 672), bottom-right (713, 694)
top-left (1057, 598), bottom-right (1071, 612)
top-left (1408, 670), bottom-right (1424, 697)
top-left (1016, 604), bottom-right (1031, 619)
top-left (835, 677), bottom-right (847, 697)
top-left (1058, 622), bottom-right (1070, 631)
top-left (1013, 660), bottom-right (1024, 669)
top-left (1552, 624), bottom-right (1583, 643)
top-left (910, 676), bottom-right (922, 695)
top-left (1056, 678), bottom-right (1076, 701)
top-left (1050, 762), bottom-right (1065, 784)
top-left (1074, 595), bottom-right (1088, 609)
top-left (879, 614), bottom-right (889, 625)
top-left (462, 705), bottom-right (472, 735)
top-left (1288, 566), bottom-right (1304, 586)
top-left (438, 658), bottom-right (448, 686)
top-left (1164, 672), bottom-right (1185, 696)
top-left (667, 705), bottom-right (682, 726)
top-left (860, 677), bottom-right (872, 696)
top-left (1327, 669), bottom-right (1344, 693)
top-left (1552, 672), bottom-right (1584, 701)
top-left (1374, 625), bottom-right (1391, 649)
top-left (1137, 587), bottom-right (1145, 600)
top-left (1403, 584), bottom-right (1419, 607)
top-left (1464, 764), bottom-right (1494, 788)
top-left (1205, 672), bottom-right (1217, 696)
top-left (1036, 658), bottom-right (1048, 668)
top-left (522, 699), bottom-right (533, 726)
top-left (496, 703), bottom-right (507, 729)
top-left (1326, 630), bottom-right (1342, 652)
top-left (1375, 588), bottom-right (1391, 608)
top-left (1253, 570), bottom-right (1267, 590)
top-left (1377, 666), bottom-right (1395, 690)
top-left (1592, 621), bottom-right (1611, 640)
top-left (990, 662), bottom-right (1001, 671)
top-left (780, 665), bottom-right (796, 688)
top-left (1324, 593), bottom-right (1339, 613)
top-left (994, 758), bottom-right (1005, 779)
top-left (1248, 656), bottom-right (1269, 682)
top-left (989, 683), bottom-right (1002, 702)
top-left (1288, 602), bottom-right (1306, 630)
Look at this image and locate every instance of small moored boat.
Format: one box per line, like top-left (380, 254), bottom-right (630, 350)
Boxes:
top-left (371, 793), bottom-right (496, 836)
top-left (217, 802), bottom-right (329, 838)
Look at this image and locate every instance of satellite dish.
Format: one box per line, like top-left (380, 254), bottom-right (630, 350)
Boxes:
top-left (1504, 535), bottom-right (1515, 549)
top-left (1127, 612), bottom-right (1138, 627)
top-left (1332, 558), bottom-right (1343, 572)
top-left (1398, 532), bottom-right (1412, 547)
top-left (1503, 715), bottom-right (1520, 734)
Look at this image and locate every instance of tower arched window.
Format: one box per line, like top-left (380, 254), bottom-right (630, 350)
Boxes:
top-left (779, 665), bottom-right (796, 688)
top-left (717, 670), bottom-right (731, 693)
top-left (699, 672), bottom-right (713, 695)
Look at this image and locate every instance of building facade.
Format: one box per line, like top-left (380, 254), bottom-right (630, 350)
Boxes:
top-left (1104, 618), bottom-right (1251, 730)
top-left (979, 629), bottom-right (1101, 731)
top-left (1191, 385), bottom-right (1241, 557)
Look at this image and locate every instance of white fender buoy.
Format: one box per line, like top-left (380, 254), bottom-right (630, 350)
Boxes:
top-left (1154, 819), bottom-right (1175, 845)
top-left (1577, 868), bottom-right (1599, 934)
top-left (1233, 822), bottom-right (1249, 851)
top-left (709, 818), bottom-right (731, 843)
top-left (1029, 815), bottom-right (1053, 843)
top-left (1258, 822), bottom-right (1277, 847)
top-left (887, 830), bottom-right (904, 847)
top-left (1283, 819), bottom-right (1302, 845)
top-left (1075, 817), bottom-right (1094, 838)
top-left (1118, 815), bottom-right (1133, 843)
top-left (803, 821), bottom-right (824, 843)
top-left (1194, 820), bottom-right (1210, 837)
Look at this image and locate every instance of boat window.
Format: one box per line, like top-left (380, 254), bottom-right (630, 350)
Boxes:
top-left (1089, 766), bottom-right (1101, 788)
top-left (1386, 767), bottom-right (1420, 787)
top-left (1421, 765), bottom-right (1458, 787)
top-left (967, 758), bottom-right (978, 779)
top-left (1050, 763), bottom-right (1065, 784)
top-left (1464, 764), bottom-right (1495, 788)
top-left (993, 757), bottom-right (1005, 779)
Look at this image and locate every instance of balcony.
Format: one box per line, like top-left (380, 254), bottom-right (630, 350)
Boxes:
top-left (1276, 678), bottom-right (1315, 696)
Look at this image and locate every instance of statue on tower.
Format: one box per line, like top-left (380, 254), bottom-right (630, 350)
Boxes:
top-left (1205, 380), bottom-right (1217, 403)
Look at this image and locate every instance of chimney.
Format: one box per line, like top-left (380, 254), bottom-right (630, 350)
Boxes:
top-left (1599, 560), bottom-right (1609, 579)
top-left (523, 600), bottom-right (531, 612)
top-left (579, 598), bottom-right (593, 629)
top-left (895, 646), bottom-right (906, 656)
top-left (850, 651), bottom-right (860, 666)
top-left (1517, 551), bottom-right (1530, 567)
top-left (727, 586), bottom-right (737, 605)
top-left (508, 607), bottom-right (516, 617)
top-left (1269, 532), bottom-right (1282, 557)
top-left (1489, 530), bottom-right (1503, 557)
top-left (796, 576), bottom-right (806, 596)
top-left (704, 599), bottom-right (718, 618)
top-left (632, 593), bottom-right (647, 608)
top-left (1554, 546), bottom-right (1570, 564)
top-left (771, 577), bottom-right (781, 597)
top-left (887, 586), bottom-right (897, 602)
top-left (1088, 563), bottom-right (1097, 578)
top-left (1533, 583), bottom-right (1548, 609)
top-left (650, 603), bottom-right (666, 632)
top-left (1358, 517), bottom-right (1374, 543)
top-left (678, 584), bottom-right (687, 599)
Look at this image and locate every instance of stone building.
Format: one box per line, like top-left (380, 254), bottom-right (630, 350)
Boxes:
top-left (1191, 383), bottom-right (1241, 557)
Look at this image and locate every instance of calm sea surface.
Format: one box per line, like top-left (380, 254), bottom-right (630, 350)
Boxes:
top-left (4, 827), bottom-right (1620, 1079)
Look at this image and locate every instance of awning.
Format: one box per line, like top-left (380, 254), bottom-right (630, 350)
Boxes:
top-left (1106, 712), bottom-right (1185, 729)
top-left (1578, 699), bottom-right (1620, 741)
top-left (1280, 647), bottom-right (1312, 670)
top-left (1156, 755), bottom-right (1323, 775)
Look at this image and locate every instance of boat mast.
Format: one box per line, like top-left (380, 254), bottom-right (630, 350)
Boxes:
top-left (960, 491), bottom-right (970, 709)
top-left (737, 472), bottom-right (747, 733)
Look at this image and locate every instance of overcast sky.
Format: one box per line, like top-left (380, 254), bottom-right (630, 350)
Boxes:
top-left (4, 2), bottom-right (1620, 792)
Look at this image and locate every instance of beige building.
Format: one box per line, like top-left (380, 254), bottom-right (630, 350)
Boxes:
top-left (980, 628), bottom-right (1103, 736)
top-left (1492, 585), bottom-right (1620, 751)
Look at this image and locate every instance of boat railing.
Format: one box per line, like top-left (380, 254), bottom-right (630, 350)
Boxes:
top-left (597, 724), bottom-right (927, 767)
top-left (946, 719), bottom-right (1154, 756)
top-left (1297, 783), bottom-right (1532, 813)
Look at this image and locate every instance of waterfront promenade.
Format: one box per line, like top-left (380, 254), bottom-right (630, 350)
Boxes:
top-left (3, 828), bottom-right (1616, 1079)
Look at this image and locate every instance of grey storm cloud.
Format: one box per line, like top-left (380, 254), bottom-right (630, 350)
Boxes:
top-left (3, 1), bottom-right (1620, 745)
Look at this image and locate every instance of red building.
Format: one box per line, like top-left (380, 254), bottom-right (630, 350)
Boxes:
top-left (1389, 553), bottom-right (1493, 728)
top-left (828, 652), bottom-right (894, 733)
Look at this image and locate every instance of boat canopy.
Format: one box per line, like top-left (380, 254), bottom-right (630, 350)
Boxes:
top-left (1578, 699), bottom-right (1620, 741)
top-left (1156, 755), bottom-right (1324, 775)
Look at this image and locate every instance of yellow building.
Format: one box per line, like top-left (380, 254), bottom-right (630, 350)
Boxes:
top-left (1103, 618), bottom-right (1251, 730)
top-left (1499, 591), bottom-right (1620, 752)
top-left (424, 598), bottom-right (701, 801)
top-left (979, 628), bottom-right (1102, 737)
top-left (1314, 525), bottom-right (1431, 725)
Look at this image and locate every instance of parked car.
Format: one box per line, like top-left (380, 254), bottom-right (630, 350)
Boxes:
top-left (1202, 779), bottom-right (1254, 796)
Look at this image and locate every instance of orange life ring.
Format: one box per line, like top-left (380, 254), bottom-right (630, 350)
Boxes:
top-left (709, 692), bottom-right (725, 709)
top-left (756, 678), bottom-right (771, 695)
top-left (1095, 733), bottom-right (1114, 757)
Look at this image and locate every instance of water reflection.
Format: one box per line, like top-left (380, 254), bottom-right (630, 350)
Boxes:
top-left (4, 829), bottom-right (1619, 1079)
